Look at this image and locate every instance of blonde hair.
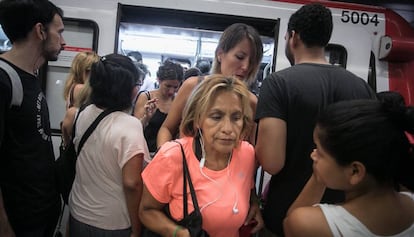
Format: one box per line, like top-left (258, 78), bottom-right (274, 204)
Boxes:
top-left (63, 51), bottom-right (99, 100)
top-left (180, 74), bottom-right (253, 141)
top-left (74, 80), bottom-right (92, 107)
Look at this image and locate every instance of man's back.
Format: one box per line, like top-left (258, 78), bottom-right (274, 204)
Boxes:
top-left (255, 63), bottom-right (376, 236)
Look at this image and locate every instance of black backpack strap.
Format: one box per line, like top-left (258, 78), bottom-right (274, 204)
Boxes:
top-left (76, 108), bottom-right (116, 155)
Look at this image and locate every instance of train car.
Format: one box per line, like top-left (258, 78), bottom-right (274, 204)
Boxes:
top-left (18, 0), bottom-right (411, 153)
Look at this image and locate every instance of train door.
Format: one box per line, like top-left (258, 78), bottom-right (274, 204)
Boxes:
top-left (115, 3), bottom-right (279, 94)
top-left (42, 18), bottom-right (99, 155)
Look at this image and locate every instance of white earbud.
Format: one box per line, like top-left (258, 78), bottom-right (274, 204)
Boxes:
top-left (198, 128), bottom-right (206, 169)
top-left (199, 157), bottom-right (205, 168)
top-left (232, 207), bottom-right (239, 214)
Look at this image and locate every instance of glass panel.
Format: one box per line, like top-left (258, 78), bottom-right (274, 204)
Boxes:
top-left (0, 24), bottom-right (12, 53)
top-left (118, 22), bottom-right (274, 79)
top-left (44, 19), bottom-right (98, 132)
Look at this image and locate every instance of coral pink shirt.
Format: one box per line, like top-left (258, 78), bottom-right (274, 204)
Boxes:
top-left (142, 137), bottom-right (255, 237)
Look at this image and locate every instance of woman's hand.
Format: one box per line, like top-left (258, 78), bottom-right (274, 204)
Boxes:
top-left (140, 98), bottom-right (158, 127)
top-left (176, 227), bottom-right (190, 237)
top-left (243, 200), bottom-right (264, 233)
top-left (143, 98), bottom-right (158, 117)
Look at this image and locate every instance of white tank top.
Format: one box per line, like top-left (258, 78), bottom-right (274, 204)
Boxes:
top-left (317, 196), bottom-right (414, 237)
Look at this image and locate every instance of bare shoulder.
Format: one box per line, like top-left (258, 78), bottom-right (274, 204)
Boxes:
top-left (73, 83), bottom-right (85, 95)
top-left (283, 206), bottom-right (332, 237)
top-left (183, 76), bottom-right (201, 89)
top-left (248, 91), bottom-right (258, 104)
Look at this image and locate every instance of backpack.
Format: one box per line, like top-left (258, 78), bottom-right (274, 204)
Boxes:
top-left (0, 60), bottom-right (23, 107)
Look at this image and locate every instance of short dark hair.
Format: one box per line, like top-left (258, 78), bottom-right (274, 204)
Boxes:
top-left (184, 67), bottom-right (201, 80)
top-left (0, 0), bottom-right (63, 43)
top-left (316, 99), bottom-right (414, 191)
top-left (196, 59), bottom-right (211, 75)
top-left (127, 51), bottom-right (142, 62)
top-left (89, 53), bottom-right (138, 111)
top-left (156, 60), bottom-right (184, 82)
top-left (288, 3), bottom-right (332, 47)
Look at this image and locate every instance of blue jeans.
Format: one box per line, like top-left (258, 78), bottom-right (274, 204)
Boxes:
top-left (69, 215), bottom-right (131, 237)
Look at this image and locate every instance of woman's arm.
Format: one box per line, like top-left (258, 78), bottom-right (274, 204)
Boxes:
top-left (61, 107), bottom-right (77, 145)
top-left (283, 174), bottom-right (329, 236)
top-left (133, 92), bottom-right (148, 119)
top-left (133, 92), bottom-right (157, 128)
top-left (242, 189), bottom-right (264, 234)
top-left (122, 154), bottom-right (144, 237)
top-left (0, 189), bottom-right (15, 237)
top-left (72, 84), bottom-right (85, 107)
top-left (139, 185), bottom-right (190, 237)
top-left (247, 92), bottom-right (258, 145)
top-left (286, 174), bottom-right (326, 216)
top-left (156, 77), bottom-right (199, 148)
top-left (283, 206), bottom-right (330, 237)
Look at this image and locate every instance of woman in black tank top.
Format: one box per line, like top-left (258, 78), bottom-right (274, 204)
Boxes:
top-left (133, 61), bottom-right (184, 153)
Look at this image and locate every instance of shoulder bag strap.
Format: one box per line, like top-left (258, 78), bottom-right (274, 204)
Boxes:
top-left (145, 91), bottom-right (151, 100)
top-left (76, 108), bottom-right (116, 156)
top-left (173, 140), bottom-right (201, 217)
top-left (130, 90), bottom-right (150, 115)
top-left (69, 104), bottom-right (87, 152)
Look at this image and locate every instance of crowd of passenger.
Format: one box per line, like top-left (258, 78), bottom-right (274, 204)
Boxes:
top-left (0, 1), bottom-right (413, 237)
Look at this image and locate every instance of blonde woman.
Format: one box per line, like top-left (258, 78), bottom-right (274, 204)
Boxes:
top-left (140, 75), bottom-right (263, 237)
top-left (157, 23), bottom-right (263, 147)
top-left (63, 51), bottom-right (99, 108)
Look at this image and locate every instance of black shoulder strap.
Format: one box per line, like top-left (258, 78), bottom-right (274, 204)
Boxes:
top-left (145, 91), bottom-right (151, 100)
top-left (173, 140), bottom-right (201, 217)
top-left (130, 90), bottom-right (150, 115)
top-left (76, 108), bottom-right (116, 156)
top-left (68, 85), bottom-right (75, 108)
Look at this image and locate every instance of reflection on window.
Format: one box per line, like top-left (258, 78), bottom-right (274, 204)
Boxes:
top-left (325, 44), bottom-right (347, 68)
top-left (0, 25), bottom-right (12, 52)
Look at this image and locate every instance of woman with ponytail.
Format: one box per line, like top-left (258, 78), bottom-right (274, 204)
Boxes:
top-left (284, 98), bottom-right (414, 237)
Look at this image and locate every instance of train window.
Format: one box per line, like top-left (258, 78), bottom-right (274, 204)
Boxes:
top-left (116, 4), bottom-right (278, 78)
top-left (325, 44), bottom-right (347, 68)
top-left (0, 24), bottom-right (11, 53)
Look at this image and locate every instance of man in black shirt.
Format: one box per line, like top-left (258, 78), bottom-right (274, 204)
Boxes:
top-left (0, 0), bottom-right (66, 236)
top-left (255, 4), bottom-right (376, 237)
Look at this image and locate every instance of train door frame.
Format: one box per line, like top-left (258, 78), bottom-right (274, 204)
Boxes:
top-left (115, 3), bottom-right (280, 75)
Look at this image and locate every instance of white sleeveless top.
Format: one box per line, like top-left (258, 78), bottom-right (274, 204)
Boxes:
top-left (317, 194), bottom-right (414, 237)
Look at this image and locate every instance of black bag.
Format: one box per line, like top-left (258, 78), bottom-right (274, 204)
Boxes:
top-left (55, 108), bottom-right (115, 204)
top-left (142, 141), bottom-right (209, 237)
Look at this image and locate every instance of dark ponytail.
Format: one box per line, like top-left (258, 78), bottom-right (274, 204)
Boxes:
top-left (316, 99), bottom-right (414, 191)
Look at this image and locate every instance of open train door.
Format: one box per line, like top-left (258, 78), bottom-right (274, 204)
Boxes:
top-left (115, 3), bottom-right (279, 95)
top-left (40, 18), bottom-right (99, 156)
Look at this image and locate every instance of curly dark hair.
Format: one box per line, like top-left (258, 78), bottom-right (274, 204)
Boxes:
top-left (156, 60), bottom-right (184, 82)
top-left (287, 3), bottom-right (332, 47)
